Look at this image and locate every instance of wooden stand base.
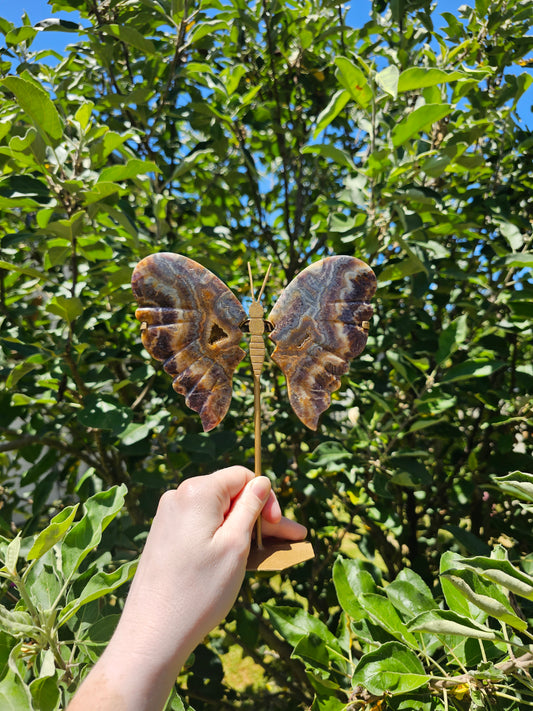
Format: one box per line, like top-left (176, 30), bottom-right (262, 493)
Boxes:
top-left (246, 538), bottom-right (314, 572)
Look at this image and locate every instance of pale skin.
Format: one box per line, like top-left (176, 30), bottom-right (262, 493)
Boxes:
top-left (66, 466), bottom-right (307, 711)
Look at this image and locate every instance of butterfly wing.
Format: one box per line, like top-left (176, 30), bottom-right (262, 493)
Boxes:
top-left (131, 253), bottom-right (247, 431)
top-left (268, 256), bottom-right (376, 430)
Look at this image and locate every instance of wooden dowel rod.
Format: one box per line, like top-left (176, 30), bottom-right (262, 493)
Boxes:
top-left (254, 374), bottom-right (263, 550)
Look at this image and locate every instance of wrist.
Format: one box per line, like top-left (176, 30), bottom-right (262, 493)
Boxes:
top-left (85, 625), bottom-right (185, 711)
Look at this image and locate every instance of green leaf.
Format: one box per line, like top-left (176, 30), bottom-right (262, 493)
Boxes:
top-left (2, 534), bottom-right (21, 576)
top-left (492, 471), bottom-right (533, 503)
top-left (1, 76), bottom-right (63, 141)
top-left (61, 485), bottom-right (127, 581)
top-left (440, 551), bottom-right (485, 620)
top-left (99, 159), bottom-right (159, 183)
top-left (0, 259), bottom-right (48, 281)
top-left (44, 241), bottom-right (70, 269)
top-left (45, 212), bottom-right (85, 240)
top-left (9, 126), bottom-right (38, 151)
top-left (442, 568), bottom-right (527, 631)
top-left (0, 667), bottom-right (32, 709)
top-left (352, 641), bottom-right (428, 696)
top-left (457, 553), bottom-right (533, 601)
top-left (0, 629), bottom-right (14, 677)
top-left (100, 24), bottom-right (155, 54)
top-left (407, 417), bottom-right (446, 433)
top-left (0, 607), bottom-right (36, 638)
top-left (223, 64), bottom-right (247, 95)
top-left (119, 422), bottom-right (151, 446)
top-left (80, 614), bottom-right (120, 649)
top-left (444, 527), bottom-right (492, 559)
top-left (376, 65), bottom-right (399, 98)
top-left (24, 556), bottom-right (62, 610)
top-left (188, 19), bottom-right (228, 44)
top-left (35, 18), bottom-right (82, 32)
top-left (497, 221), bottom-right (524, 251)
top-left (333, 558), bottom-right (377, 621)
top-left (313, 89), bottom-right (351, 137)
top-left (392, 104), bottom-right (452, 147)
top-left (291, 631), bottom-right (346, 671)
top-left (306, 441), bottom-right (352, 470)
top-left (77, 394), bottom-right (132, 434)
top-left (302, 144), bottom-right (354, 169)
top-left (5, 361), bottom-right (40, 390)
top-left (386, 350), bottom-right (414, 383)
top-left (441, 359), bottom-right (505, 382)
top-left (503, 252), bottom-right (533, 268)
top-left (0, 174), bottom-right (49, 201)
top-left (385, 569), bottom-right (437, 618)
top-left (359, 593), bottom-right (419, 648)
top-left (30, 672), bottom-right (60, 711)
top-left (311, 696), bottom-right (346, 711)
top-left (398, 67), bottom-right (465, 92)
top-left (334, 57), bottom-right (372, 108)
top-left (78, 235), bottom-right (114, 260)
top-left (74, 100), bottom-right (94, 130)
top-left (235, 607), bottom-right (259, 649)
top-left (167, 692), bottom-right (195, 711)
top-left (5, 26), bottom-right (37, 46)
top-left (436, 313), bottom-right (468, 364)
top-left (58, 560), bottom-right (137, 626)
top-left (379, 256), bottom-right (426, 282)
top-left (264, 605), bottom-right (343, 657)
top-left (27, 505), bottom-right (79, 560)
top-left (329, 213), bottom-right (357, 233)
top-left (82, 182), bottom-right (121, 206)
top-left (46, 295), bottom-right (84, 323)
top-left (388, 454), bottom-right (431, 487)
top-left (408, 609), bottom-right (500, 640)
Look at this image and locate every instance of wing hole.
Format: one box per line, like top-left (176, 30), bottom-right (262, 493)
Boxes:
top-left (297, 332), bottom-right (312, 350)
top-left (209, 323), bottom-right (228, 344)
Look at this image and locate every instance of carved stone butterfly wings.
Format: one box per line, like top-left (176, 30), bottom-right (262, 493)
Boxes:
top-left (131, 253), bottom-right (376, 432)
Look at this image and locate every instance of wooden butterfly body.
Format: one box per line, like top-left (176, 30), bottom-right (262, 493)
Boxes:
top-left (131, 253), bottom-right (376, 432)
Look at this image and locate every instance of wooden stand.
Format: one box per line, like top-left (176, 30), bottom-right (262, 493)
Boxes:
top-left (245, 264), bottom-right (315, 572)
top-left (247, 538), bottom-right (314, 571)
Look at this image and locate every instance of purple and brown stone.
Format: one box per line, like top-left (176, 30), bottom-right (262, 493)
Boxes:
top-left (131, 253), bottom-right (376, 431)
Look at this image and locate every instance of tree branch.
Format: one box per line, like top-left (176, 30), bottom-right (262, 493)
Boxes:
top-left (431, 652), bottom-right (533, 691)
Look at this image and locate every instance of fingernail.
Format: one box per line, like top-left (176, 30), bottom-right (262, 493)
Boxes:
top-left (249, 476), bottom-right (271, 501)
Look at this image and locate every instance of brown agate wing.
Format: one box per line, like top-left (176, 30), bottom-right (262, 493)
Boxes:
top-left (268, 256), bottom-right (376, 430)
top-left (131, 253), bottom-right (247, 431)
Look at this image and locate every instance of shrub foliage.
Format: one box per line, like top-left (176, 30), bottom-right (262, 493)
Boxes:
top-left (0, 0), bottom-right (532, 708)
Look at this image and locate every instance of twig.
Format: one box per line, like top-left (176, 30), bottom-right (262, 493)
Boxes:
top-left (0, 433), bottom-right (99, 469)
top-left (430, 652), bottom-right (533, 692)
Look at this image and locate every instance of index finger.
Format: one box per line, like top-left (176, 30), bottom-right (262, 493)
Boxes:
top-left (210, 465), bottom-right (255, 497)
top-left (210, 466), bottom-right (281, 524)
top-left (198, 465), bottom-right (255, 527)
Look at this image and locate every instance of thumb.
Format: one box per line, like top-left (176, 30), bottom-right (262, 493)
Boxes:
top-left (223, 476), bottom-right (271, 538)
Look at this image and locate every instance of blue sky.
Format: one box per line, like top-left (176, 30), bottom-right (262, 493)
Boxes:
top-left (1, 0), bottom-right (531, 125)
top-left (2, 0), bottom-right (466, 27)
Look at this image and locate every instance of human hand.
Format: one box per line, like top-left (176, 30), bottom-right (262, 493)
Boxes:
top-left (68, 466), bottom-right (306, 711)
top-left (121, 466), bottom-right (306, 657)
